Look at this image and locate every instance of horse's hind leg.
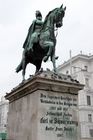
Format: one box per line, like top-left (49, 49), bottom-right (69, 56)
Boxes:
top-left (35, 61), bottom-right (42, 74)
top-left (22, 57), bottom-right (27, 81)
top-left (22, 64), bottom-right (27, 81)
top-left (16, 61), bottom-right (22, 73)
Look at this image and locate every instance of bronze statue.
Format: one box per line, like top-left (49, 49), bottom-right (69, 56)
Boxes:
top-left (16, 4), bottom-right (66, 80)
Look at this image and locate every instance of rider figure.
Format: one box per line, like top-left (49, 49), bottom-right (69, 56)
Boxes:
top-left (23, 10), bottom-right (43, 52)
top-left (16, 11), bottom-right (43, 74)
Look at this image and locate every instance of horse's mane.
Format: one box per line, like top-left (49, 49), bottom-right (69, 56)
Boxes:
top-left (42, 8), bottom-right (59, 30)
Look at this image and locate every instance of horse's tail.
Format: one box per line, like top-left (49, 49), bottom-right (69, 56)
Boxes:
top-left (16, 61), bottom-right (22, 73)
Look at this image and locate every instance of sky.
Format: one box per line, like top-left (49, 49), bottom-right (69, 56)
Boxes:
top-left (0, 0), bottom-right (93, 97)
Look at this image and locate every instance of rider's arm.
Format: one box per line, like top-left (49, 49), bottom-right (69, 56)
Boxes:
top-left (35, 19), bottom-right (43, 25)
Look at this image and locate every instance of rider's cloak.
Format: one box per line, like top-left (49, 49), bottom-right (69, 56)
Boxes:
top-left (23, 20), bottom-right (36, 49)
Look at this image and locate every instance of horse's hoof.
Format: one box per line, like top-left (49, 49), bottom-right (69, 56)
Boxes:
top-left (43, 56), bottom-right (49, 62)
top-left (55, 56), bottom-right (59, 60)
top-left (22, 79), bottom-right (25, 83)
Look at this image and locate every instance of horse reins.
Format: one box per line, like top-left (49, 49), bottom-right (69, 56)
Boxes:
top-left (40, 26), bottom-right (58, 38)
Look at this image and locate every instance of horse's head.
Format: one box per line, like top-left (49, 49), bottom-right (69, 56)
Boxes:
top-left (42, 4), bottom-right (66, 31)
top-left (54, 4), bottom-right (66, 28)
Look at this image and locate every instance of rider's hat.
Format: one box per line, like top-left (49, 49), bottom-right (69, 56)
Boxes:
top-left (35, 10), bottom-right (42, 17)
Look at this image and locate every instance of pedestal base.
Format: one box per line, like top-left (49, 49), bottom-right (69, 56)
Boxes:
top-left (5, 71), bottom-right (83, 140)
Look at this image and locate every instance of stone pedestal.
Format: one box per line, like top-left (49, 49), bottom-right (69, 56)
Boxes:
top-left (5, 71), bottom-right (83, 140)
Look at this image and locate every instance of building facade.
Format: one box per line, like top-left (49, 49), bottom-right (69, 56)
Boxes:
top-left (57, 54), bottom-right (93, 140)
top-left (0, 97), bottom-right (9, 140)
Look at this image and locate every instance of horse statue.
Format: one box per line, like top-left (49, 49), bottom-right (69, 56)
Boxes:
top-left (16, 4), bottom-right (66, 80)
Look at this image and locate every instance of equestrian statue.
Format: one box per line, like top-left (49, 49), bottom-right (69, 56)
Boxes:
top-left (16, 4), bottom-right (66, 80)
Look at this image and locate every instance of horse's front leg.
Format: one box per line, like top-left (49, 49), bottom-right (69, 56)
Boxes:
top-left (51, 49), bottom-right (57, 73)
top-left (40, 40), bottom-right (54, 62)
top-left (52, 56), bottom-right (56, 72)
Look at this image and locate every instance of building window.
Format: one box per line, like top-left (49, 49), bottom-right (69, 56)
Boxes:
top-left (88, 114), bottom-right (92, 122)
top-left (84, 66), bottom-right (88, 71)
top-left (89, 129), bottom-right (93, 137)
top-left (73, 66), bottom-right (76, 73)
top-left (66, 70), bottom-right (69, 75)
top-left (85, 78), bottom-right (89, 87)
top-left (87, 96), bottom-right (91, 105)
top-left (0, 114), bottom-right (1, 124)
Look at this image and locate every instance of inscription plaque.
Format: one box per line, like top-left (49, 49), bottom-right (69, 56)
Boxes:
top-left (38, 92), bottom-right (78, 140)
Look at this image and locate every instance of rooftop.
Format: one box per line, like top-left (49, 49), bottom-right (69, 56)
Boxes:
top-left (58, 53), bottom-right (93, 70)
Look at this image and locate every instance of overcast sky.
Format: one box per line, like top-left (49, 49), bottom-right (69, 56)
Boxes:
top-left (0, 0), bottom-right (93, 97)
